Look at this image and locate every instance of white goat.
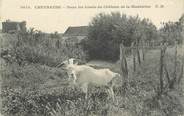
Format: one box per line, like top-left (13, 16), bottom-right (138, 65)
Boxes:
top-left (57, 58), bottom-right (120, 101)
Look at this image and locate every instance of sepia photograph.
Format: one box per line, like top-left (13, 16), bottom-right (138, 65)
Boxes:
top-left (0, 0), bottom-right (184, 116)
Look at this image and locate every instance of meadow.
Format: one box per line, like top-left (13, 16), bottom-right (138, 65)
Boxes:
top-left (0, 32), bottom-right (184, 116)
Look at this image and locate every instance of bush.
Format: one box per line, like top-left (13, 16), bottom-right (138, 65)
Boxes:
top-left (83, 12), bottom-right (158, 61)
top-left (1, 32), bottom-right (87, 67)
top-left (0, 63), bottom-right (67, 116)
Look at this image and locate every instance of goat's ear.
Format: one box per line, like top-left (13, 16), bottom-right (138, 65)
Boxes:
top-left (56, 62), bottom-right (64, 68)
top-left (68, 58), bottom-right (74, 64)
top-left (74, 60), bottom-right (78, 65)
top-left (72, 59), bottom-right (78, 65)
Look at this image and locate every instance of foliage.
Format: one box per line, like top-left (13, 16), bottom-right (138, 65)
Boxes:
top-left (1, 46), bottom-right (184, 116)
top-left (0, 62), bottom-right (66, 116)
top-left (159, 14), bottom-right (184, 45)
top-left (1, 14), bottom-right (184, 116)
top-left (82, 12), bottom-right (158, 61)
top-left (1, 30), bottom-right (87, 67)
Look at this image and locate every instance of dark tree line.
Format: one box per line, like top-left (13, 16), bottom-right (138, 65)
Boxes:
top-left (159, 14), bottom-right (184, 45)
top-left (82, 12), bottom-right (184, 61)
top-left (82, 12), bottom-right (158, 61)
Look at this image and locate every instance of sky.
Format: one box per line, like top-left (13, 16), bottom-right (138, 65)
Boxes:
top-left (0, 0), bottom-right (183, 33)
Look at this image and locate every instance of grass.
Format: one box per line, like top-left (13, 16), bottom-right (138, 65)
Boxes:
top-left (0, 33), bottom-right (184, 116)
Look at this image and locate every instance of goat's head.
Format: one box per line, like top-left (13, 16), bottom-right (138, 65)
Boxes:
top-left (56, 58), bottom-right (78, 68)
top-left (56, 58), bottom-right (78, 81)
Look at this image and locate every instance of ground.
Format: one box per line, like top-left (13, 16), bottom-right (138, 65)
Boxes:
top-left (0, 33), bottom-right (184, 116)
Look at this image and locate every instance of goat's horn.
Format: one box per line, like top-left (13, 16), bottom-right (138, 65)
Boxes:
top-left (56, 62), bottom-right (64, 68)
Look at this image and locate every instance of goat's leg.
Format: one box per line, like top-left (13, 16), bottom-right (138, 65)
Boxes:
top-left (107, 79), bottom-right (115, 102)
top-left (81, 83), bottom-right (88, 100)
top-left (107, 87), bottom-right (115, 102)
top-left (81, 83), bottom-right (90, 115)
top-left (72, 72), bottom-right (77, 85)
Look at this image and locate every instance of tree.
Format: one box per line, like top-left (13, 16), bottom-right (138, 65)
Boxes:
top-left (159, 14), bottom-right (184, 45)
top-left (83, 12), bottom-right (158, 61)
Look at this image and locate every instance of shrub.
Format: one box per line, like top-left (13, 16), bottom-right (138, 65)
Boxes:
top-left (83, 12), bottom-right (158, 61)
top-left (1, 32), bottom-right (87, 67)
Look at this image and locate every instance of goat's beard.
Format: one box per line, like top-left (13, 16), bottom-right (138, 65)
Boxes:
top-left (67, 75), bottom-right (76, 85)
top-left (68, 78), bottom-right (78, 90)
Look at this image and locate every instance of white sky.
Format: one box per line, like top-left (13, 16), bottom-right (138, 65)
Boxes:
top-left (0, 0), bottom-right (184, 33)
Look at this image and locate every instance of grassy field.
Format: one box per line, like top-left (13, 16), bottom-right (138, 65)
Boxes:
top-left (0, 33), bottom-right (184, 116)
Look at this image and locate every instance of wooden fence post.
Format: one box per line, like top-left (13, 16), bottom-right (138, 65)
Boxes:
top-left (169, 41), bottom-right (178, 89)
top-left (142, 42), bottom-right (145, 61)
top-left (136, 39), bottom-right (141, 65)
top-left (178, 44), bottom-right (184, 85)
top-left (159, 45), bottom-right (166, 95)
top-left (177, 62), bottom-right (183, 85)
top-left (120, 43), bottom-right (129, 87)
top-left (131, 42), bottom-right (136, 72)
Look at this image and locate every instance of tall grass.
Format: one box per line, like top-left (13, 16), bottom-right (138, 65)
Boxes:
top-left (1, 32), bottom-right (87, 67)
top-left (0, 32), bottom-right (184, 116)
top-left (0, 32), bottom-right (88, 116)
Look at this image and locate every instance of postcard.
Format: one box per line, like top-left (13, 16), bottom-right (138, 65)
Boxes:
top-left (0, 0), bottom-right (184, 116)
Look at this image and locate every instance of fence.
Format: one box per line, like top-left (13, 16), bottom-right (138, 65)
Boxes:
top-left (120, 42), bottom-right (184, 96)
